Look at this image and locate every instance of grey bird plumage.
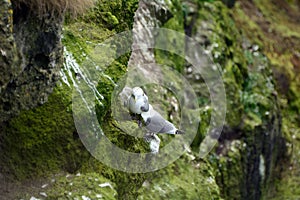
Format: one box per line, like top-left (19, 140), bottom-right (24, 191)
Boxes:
top-left (141, 104), bottom-right (184, 135)
top-left (141, 104), bottom-right (184, 154)
top-left (125, 87), bottom-right (183, 154)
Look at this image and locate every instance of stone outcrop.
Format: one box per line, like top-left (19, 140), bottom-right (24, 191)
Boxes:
top-left (181, 2), bottom-right (285, 199)
top-left (0, 0), bottom-right (63, 122)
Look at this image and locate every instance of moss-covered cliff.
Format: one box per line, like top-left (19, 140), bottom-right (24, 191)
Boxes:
top-left (231, 0), bottom-right (300, 198)
top-left (154, 1), bottom-right (285, 199)
top-left (0, 0), bottom-right (299, 199)
top-left (0, 1), bottom-right (60, 123)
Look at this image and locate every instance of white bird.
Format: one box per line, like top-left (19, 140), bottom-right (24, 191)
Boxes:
top-left (128, 87), bottom-right (149, 114)
top-left (141, 104), bottom-right (184, 135)
top-left (141, 104), bottom-right (184, 154)
top-left (126, 88), bottom-right (183, 154)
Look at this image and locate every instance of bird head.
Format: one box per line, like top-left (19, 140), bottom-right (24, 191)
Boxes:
top-left (132, 87), bottom-right (148, 103)
top-left (132, 87), bottom-right (145, 99)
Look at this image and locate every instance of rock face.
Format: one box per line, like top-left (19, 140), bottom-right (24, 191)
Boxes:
top-left (128, 0), bottom-right (171, 67)
top-left (147, 1), bottom-right (286, 199)
top-left (181, 2), bottom-right (284, 199)
top-left (232, 1), bottom-right (300, 198)
top-left (0, 0), bottom-right (21, 101)
top-left (0, 0), bottom-right (296, 199)
top-left (0, 0), bottom-right (63, 122)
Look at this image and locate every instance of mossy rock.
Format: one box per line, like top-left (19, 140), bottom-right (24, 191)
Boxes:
top-left (138, 155), bottom-right (222, 200)
top-left (156, 1), bottom-right (284, 199)
top-left (61, 1), bottom-right (152, 199)
top-left (0, 84), bottom-right (90, 179)
top-left (45, 172), bottom-right (117, 199)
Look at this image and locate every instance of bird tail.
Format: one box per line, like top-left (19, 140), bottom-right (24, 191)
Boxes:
top-left (175, 130), bottom-right (185, 134)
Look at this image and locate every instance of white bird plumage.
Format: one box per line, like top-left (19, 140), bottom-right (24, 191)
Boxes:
top-left (128, 87), bottom-right (149, 114)
top-left (125, 86), bottom-right (184, 154)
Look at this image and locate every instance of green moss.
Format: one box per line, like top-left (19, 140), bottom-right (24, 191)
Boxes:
top-left (269, 116), bottom-right (300, 199)
top-left (191, 107), bottom-right (211, 152)
top-left (253, 0), bottom-right (300, 38)
top-left (231, 2), bottom-right (267, 48)
top-left (79, 155), bottom-right (152, 200)
top-left (209, 140), bottom-right (245, 199)
top-left (79, 0), bottom-right (139, 32)
top-left (3, 0), bottom-right (295, 199)
top-left (62, 1), bottom-right (152, 199)
top-left (0, 84), bottom-right (90, 179)
top-left (93, 60), bottom-right (152, 199)
top-left (154, 3), bottom-right (276, 199)
top-left (138, 155), bottom-right (222, 200)
top-left (176, 2), bottom-right (283, 199)
top-left (155, 0), bottom-right (186, 73)
top-left (62, 24), bottom-right (116, 64)
top-left (46, 172), bottom-right (117, 199)
top-left (232, 1), bottom-right (300, 198)
top-left (232, 0), bottom-right (300, 114)
top-left (194, 2), bottom-right (251, 128)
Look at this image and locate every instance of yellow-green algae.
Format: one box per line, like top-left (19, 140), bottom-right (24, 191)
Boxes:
top-left (138, 156), bottom-right (222, 200)
top-left (61, 1), bottom-right (154, 199)
top-left (46, 172), bottom-right (117, 199)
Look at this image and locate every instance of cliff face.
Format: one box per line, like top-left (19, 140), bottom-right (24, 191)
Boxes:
top-left (0, 0), bottom-right (63, 123)
top-left (145, 1), bottom-right (284, 199)
top-left (232, 0), bottom-right (300, 198)
top-left (0, 0), bottom-right (20, 94)
top-left (191, 2), bottom-right (282, 199)
top-left (0, 0), bottom-right (298, 199)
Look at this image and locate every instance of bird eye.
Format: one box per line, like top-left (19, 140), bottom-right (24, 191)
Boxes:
top-left (131, 94), bottom-right (136, 101)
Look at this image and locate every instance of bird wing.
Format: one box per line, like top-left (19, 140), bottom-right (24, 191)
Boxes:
top-left (145, 109), bottom-right (165, 133)
top-left (158, 120), bottom-right (177, 134)
top-left (150, 109), bottom-right (177, 134)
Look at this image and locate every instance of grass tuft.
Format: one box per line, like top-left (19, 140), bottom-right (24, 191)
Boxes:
top-left (12, 0), bottom-right (95, 17)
